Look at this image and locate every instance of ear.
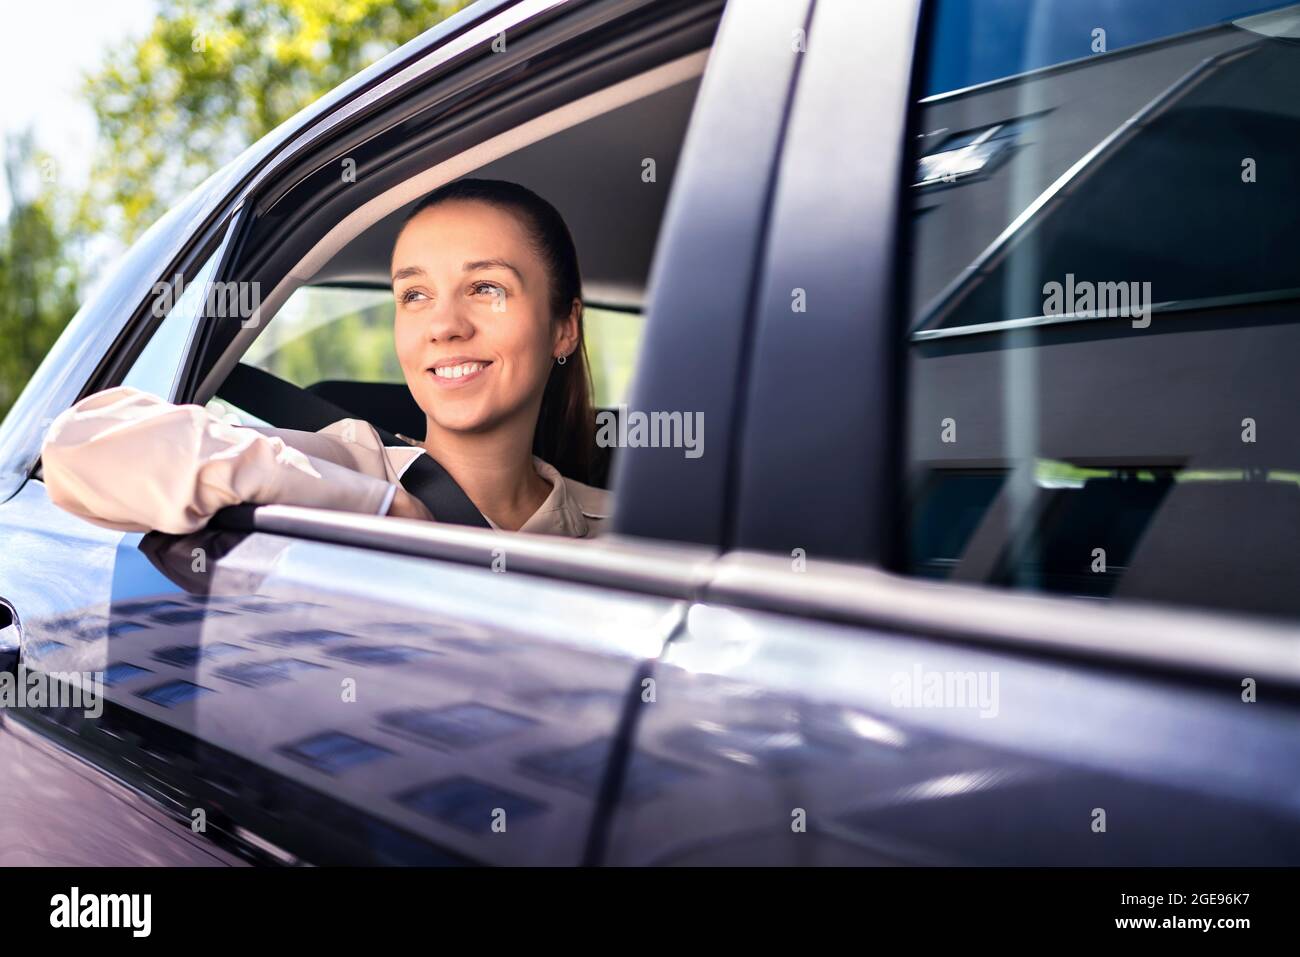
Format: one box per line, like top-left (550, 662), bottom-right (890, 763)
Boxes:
top-left (552, 298), bottom-right (582, 358)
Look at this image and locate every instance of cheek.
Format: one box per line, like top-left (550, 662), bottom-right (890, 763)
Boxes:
top-left (492, 311), bottom-right (553, 375)
top-left (393, 319), bottom-right (422, 370)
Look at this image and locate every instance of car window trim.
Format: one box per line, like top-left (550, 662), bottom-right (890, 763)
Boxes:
top-left (171, 204), bottom-right (255, 403)
top-left (213, 502), bottom-right (1300, 693)
top-left (212, 503), bottom-right (716, 601)
top-left (162, 206), bottom-right (246, 401)
top-left (912, 285), bottom-right (1300, 342)
top-left (706, 550), bottom-right (1300, 692)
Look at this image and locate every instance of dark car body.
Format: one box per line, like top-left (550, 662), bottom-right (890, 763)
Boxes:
top-left (2, 0), bottom-right (1300, 866)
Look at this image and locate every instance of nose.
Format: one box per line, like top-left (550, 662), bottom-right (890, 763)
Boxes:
top-left (424, 295), bottom-right (475, 343)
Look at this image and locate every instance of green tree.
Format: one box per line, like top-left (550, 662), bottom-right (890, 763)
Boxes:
top-left (0, 131), bottom-right (82, 418)
top-left (1, 0), bottom-right (468, 418)
top-left (81, 0), bottom-right (471, 244)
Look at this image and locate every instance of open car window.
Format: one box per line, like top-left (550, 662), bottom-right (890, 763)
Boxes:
top-left (242, 285), bottom-right (400, 387)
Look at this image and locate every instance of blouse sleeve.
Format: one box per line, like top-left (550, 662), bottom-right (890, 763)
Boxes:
top-left (40, 386), bottom-right (397, 534)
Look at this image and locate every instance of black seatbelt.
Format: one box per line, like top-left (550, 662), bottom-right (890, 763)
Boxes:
top-left (219, 363), bottom-right (489, 528)
top-left (395, 452), bottom-right (490, 527)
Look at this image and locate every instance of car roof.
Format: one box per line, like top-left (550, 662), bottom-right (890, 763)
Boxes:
top-left (308, 73), bottom-right (701, 309)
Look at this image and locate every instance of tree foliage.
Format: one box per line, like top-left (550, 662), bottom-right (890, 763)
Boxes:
top-left (82, 0), bottom-right (470, 244)
top-left (1, 0), bottom-right (467, 416)
top-left (0, 133), bottom-right (82, 416)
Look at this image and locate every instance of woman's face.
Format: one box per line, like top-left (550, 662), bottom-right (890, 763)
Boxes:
top-left (391, 199), bottom-right (576, 437)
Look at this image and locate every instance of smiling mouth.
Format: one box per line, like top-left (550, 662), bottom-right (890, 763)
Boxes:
top-left (428, 360), bottom-right (492, 380)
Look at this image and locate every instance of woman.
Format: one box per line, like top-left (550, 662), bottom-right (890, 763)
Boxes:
top-left (41, 179), bottom-right (610, 538)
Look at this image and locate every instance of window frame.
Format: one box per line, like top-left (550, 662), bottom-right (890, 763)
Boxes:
top-left (708, 0), bottom-right (1300, 675)
top-left (179, 0), bottom-right (725, 410)
top-left (610, 0), bottom-right (817, 549)
top-left (726, 0), bottom-right (924, 566)
top-left (895, 1), bottom-right (1300, 622)
top-left (179, 0), bottom-right (738, 551)
top-left (112, 208), bottom-right (246, 402)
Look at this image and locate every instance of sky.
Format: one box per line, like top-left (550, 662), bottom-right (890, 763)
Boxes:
top-left (0, 0), bottom-right (156, 219)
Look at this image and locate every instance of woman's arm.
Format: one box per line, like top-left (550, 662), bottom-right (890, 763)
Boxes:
top-left (41, 386), bottom-right (402, 534)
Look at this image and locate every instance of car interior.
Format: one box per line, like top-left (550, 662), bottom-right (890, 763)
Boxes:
top-left (198, 51), bottom-right (711, 492)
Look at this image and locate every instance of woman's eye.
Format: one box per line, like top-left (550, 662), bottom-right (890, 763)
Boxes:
top-left (472, 282), bottom-right (504, 297)
top-left (400, 289), bottom-right (428, 303)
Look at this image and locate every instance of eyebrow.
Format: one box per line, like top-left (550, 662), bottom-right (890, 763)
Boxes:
top-left (391, 259), bottom-right (524, 284)
top-left (463, 259), bottom-right (524, 282)
top-left (392, 265), bottom-right (424, 283)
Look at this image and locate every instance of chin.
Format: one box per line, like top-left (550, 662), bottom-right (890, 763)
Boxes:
top-left (424, 403), bottom-right (501, 435)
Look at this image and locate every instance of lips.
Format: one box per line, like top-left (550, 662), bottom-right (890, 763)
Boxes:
top-left (426, 357), bottom-right (493, 387)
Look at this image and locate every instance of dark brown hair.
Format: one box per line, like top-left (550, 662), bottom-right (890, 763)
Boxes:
top-left (402, 178), bottom-right (594, 483)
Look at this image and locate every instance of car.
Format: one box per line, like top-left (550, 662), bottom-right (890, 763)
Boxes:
top-left (2, 0), bottom-right (1300, 866)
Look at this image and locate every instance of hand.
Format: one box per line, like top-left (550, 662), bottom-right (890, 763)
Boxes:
top-left (386, 487), bottom-right (433, 522)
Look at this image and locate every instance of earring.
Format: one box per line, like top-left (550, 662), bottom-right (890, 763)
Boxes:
top-left (556, 354), bottom-right (567, 366)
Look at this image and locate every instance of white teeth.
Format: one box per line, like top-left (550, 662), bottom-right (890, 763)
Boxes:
top-left (433, 362), bottom-right (487, 379)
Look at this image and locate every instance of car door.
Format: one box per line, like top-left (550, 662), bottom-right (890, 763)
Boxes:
top-left (0, 0), bottom-right (762, 866)
top-left (114, 0), bottom-right (776, 867)
top-left (0, 212), bottom-right (256, 865)
top-left (0, 0), bottom-right (630, 867)
top-left (600, 0), bottom-right (1300, 865)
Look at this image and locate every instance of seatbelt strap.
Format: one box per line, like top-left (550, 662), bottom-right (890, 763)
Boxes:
top-left (397, 452), bottom-right (490, 528)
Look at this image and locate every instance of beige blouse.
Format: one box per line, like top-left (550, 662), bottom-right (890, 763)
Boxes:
top-left (41, 386), bottom-right (610, 538)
